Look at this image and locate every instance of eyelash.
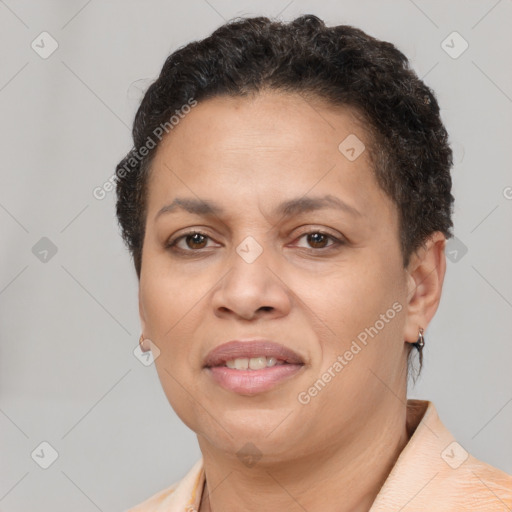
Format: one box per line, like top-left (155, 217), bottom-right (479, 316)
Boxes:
top-left (166, 229), bottom-right (345, 255)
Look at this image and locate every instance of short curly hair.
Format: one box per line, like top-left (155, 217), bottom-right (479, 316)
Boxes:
top-left (115, 14), bottom-right (454, 284)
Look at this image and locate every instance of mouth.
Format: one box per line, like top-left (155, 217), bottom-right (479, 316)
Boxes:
top-left (203, 340), bottom-right (305, 395)
top-left (222, 356), bottom-right (288, 370)
top-left (203, 339), bottom-right (304, 368)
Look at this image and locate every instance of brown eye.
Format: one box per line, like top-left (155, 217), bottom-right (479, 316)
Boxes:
top-left (294, 230), bottom-right (341, 251)
top-left (166, 231), bottom-right (215, 253)
top-left (184, 233), bottom-right (208, 249)
top-left (306, 232), bottom-right (330, 249)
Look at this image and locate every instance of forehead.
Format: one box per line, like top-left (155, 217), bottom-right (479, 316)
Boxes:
top-left (155, 91), bottom-right (368, 161)
top-left (147, 91), bottom-right (393, 223)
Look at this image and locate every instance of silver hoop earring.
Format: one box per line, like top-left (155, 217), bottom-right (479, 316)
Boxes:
top-left (414, 327), bottom-right (425, 350)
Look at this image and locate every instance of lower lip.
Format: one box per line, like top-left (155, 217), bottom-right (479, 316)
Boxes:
top-left (206, 364), bottom-right (304, 395)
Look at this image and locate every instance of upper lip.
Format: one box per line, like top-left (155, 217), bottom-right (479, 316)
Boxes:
top-left (203, 340), bottom-right (304, 368)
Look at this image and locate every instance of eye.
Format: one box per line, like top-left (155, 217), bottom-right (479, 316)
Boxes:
top-left (166, 231), bottom-right (217, 252)
top-left (294, 230), bottom-right (344, 250)
top-left (166, 228), bottom-right (344, 255)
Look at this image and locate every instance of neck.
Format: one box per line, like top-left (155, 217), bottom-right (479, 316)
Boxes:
top-left (198, 398), bottom-right (410, 512)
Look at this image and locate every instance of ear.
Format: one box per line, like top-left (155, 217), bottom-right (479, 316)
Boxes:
top-left (403, 232), bottom-right (447, 344)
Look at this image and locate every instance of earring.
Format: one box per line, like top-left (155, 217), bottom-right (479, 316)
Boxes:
top-left (139, 334), bottom-right (150, 352)
top-left (412, 327), bottom-right (425, 369)
top-left (414, 327), bottom-right (425, 350)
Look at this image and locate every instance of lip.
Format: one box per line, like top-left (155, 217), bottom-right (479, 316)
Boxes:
top-left (203, 339), bottom-right (305, 395)
top-left (207, 365), bottom-right (304, 395)
top-left (203, 340), bottom-right (304, 368)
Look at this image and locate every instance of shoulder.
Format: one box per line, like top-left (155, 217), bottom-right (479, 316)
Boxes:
top-left (124, 458), bottom-right (204, 512)
top-left (440, 452), bottom-right (512, 510)
top-left (415, 400), bottom-right (512, 510)
top-left (125, 482), bottom-right (180, 512)
top-left (371, 400), bottom-right (512, 511)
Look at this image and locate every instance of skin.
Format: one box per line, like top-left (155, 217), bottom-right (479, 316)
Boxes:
top-left (138, 90), bottom-right (447, 512)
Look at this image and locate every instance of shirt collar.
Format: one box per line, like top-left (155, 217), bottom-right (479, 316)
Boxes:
top-left (147, 399), bottom-right (511, 511)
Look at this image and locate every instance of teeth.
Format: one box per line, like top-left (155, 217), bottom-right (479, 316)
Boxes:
top-left (249, 356), bottom-right (267, 370)
top-left (225, 356), bottom-right (281, 370)
top-left (234, 358), bottom-right (249, 370)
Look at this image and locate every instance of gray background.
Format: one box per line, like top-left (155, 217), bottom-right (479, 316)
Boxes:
top-left (1, 0), bottom-right (511, 510)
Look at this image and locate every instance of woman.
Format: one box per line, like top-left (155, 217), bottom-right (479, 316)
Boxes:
top-left (116, 15), bottom-right (512, 512)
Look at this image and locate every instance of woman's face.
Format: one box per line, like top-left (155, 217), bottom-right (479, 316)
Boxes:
top-left (139, 91), bottom-right (416, 461)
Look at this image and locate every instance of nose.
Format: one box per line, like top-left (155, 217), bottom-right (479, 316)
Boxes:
top-left (211, 245), bottom-right (292, 321)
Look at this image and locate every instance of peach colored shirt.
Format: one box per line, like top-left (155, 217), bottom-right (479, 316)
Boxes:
top-left (126, 400), bottom-right (512, 511)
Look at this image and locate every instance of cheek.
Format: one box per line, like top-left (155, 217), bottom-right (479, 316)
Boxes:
top-left (312, 258), bottom-right (405, 356)
top-left (141, 260), bottom-right (201, 330)
top-left (140, 273), bottom-right (195, 374)
top-left (141, 271), bottom-right (206, 427)
top-left (153, 361), bottom-right (205, 434)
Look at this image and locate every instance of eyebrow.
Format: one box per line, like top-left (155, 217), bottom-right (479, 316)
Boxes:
top-left (154, 194), bottom-right (363, 221)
